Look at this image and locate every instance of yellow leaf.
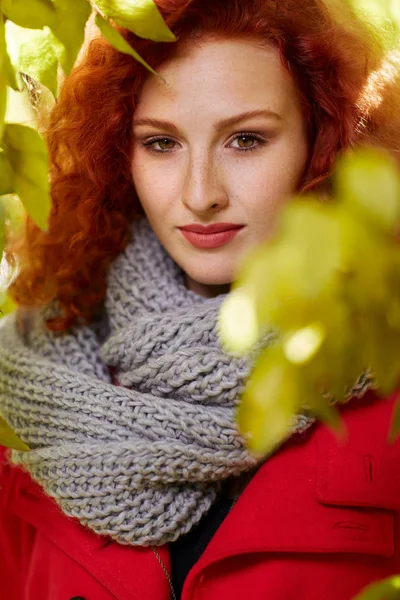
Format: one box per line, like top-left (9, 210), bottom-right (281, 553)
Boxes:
top-left (0, 415), bottom-right (30, 451)
top-left (95, 0), bottom-right (177, 42)
top-left (95, 12), bottom-right (161, 77)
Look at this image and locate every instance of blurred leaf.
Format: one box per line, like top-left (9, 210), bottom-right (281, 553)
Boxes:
top-left (2, 124), bottom-right (50, 230)
top-left (0, 293), bottom-right (17, 317)
top-left (304, 388), bottom-right (345, 438)
top-left (361, 310), bottom-right (400, 395)
top-left (0, 415), bottom-right (30, 451)
top-left (2, 0), bottom-right (57, 30)
top-left (94, 12), bottom-right (160, 77)
top-left (220, 148), bottom-right (400, 458)
top-left (5, 21), bottom-right (59, 97)
top-left (237, 347), bottom-right (304, 456)
top-left (219, 287), bottom-right (259, 354)
top-left (235, 199), bottom-right (342, 331)
top-left (94, 0), bottom-right (177, 42)
top-left (283, 323), bottom-right (326, 366)
top-left (49, 0), bottom-right (92, 76)
top-left (347, 0), bottom-right (400, 44)
top-left (389, 397), bottom-right (400, 442)
top-left (353, 575), bottom-right (400, 600)
top-left (0, 152), bottom-right (15, 195)
top-left (0, 199), bottom-right (5, 259)
top-left (335, 148), bottom-right (400, 234)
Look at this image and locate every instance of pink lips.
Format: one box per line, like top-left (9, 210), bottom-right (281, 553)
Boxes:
top-left (178, 223), bottom-right (245, 249)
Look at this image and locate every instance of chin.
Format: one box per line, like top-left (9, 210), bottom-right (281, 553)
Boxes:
top-left (186, 268), bottom-right (233, 287)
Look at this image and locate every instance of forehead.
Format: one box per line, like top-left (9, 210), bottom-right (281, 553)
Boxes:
top-left (133, 38), bottom-right (301, 122)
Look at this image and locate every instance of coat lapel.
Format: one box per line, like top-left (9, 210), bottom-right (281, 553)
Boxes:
top-left (1, 457), bottom-right (171, 600)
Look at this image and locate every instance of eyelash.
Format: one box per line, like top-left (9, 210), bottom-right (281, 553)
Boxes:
top-left (142, 132), bottom-right (268, 154)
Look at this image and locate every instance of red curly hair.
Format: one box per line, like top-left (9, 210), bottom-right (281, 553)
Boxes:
top-left (7, 0), bottom-right (400, 330)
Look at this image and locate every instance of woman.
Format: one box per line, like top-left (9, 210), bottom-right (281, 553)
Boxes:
top-left (1, 0), bottom-right (400, 598)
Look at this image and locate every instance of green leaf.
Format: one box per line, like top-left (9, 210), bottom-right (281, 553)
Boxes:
top-left (2, 0), bottom-right (57, 30)
top-left (94, 12), bottom-right (161, 77)
top-left (352, 575), bottom-right (400, 600)
top-left (48, 0), bottom-right (92, 76)
top-left (0, 152), bottom-right (15, 195)
top-left (2, 123), bottom-right (51, 230)
top-left (335, 148), bottom-right (400, 234)
top-left (0, 73), bottom-right (6, 142)
top-left (0, 19), bottom-right (8, 140)
top-left (5, 20), bottom-right (59, 97)
top-left (5, 85), bottom-right (37, 127)
top-left (0, 13), bottom-right (20, 91)
top-left (1, 193), bottom-right (25, 232)
top-left (94, 0), bottom-right (177, 42)
top-left (0, 415), bottom-right (30, 451)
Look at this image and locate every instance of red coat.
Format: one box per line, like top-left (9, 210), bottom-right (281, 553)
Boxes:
top-left (1, 389), bottom-right (400, 600)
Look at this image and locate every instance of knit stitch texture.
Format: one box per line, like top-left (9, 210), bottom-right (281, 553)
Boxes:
top-left (0, 218), bottom-right (317, 546)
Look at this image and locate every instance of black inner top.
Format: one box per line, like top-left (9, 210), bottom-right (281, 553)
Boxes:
top-left (169, 492), bottom-right (235, 599)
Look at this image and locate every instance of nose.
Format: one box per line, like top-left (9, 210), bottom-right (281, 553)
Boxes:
top-left (182, 152), bottom-right (229, 215)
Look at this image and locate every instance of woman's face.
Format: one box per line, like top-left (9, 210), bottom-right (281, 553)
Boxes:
top-left (131, 37), bottom-right (309, 297)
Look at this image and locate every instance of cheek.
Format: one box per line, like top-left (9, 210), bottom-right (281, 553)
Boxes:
top-left (131, 158), bottom-right (175, 217)
top-left (229, 140), bottom-right (308, 225)
top-left (228, 159), bottom-right (297, 211)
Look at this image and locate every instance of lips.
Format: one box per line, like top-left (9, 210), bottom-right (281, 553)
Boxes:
top-left (179, 223), bottom-right (244, 234)
top-left (178, 223), bottom-right (245, 249)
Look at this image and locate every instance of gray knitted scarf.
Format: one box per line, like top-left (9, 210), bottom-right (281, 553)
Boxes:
top-left (0, 218), bottom-right (339, 547)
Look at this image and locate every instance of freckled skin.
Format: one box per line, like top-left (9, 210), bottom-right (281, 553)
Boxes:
top-left (131, 37), bottom-right (309, 298)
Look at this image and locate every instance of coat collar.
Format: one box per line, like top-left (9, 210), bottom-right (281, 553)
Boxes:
top-left (182, 390), bottom-right (400, 598)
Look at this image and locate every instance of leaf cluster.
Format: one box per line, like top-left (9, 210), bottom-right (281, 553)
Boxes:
top-left (219, 148), bottom-right (400, 457)
top-left (0, 0), bottom-right (176, 262)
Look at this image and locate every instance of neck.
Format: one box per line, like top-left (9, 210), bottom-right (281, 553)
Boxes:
top-left (185, 275), bottom-right (231, 298)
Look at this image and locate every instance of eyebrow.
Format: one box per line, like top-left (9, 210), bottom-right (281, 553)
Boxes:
top-left (132, 109), bottom-right (282, 134)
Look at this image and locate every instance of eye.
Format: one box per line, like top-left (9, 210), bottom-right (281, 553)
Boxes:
top-left (229, 133), bottom-right (267, 152)
top-left (143, 137), bottom-right (178, 153)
